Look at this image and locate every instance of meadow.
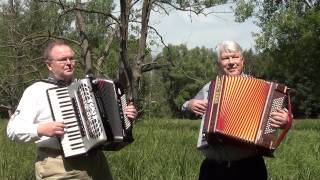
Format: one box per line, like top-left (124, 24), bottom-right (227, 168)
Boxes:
top-left (1, 118), bottom-right (320, 180)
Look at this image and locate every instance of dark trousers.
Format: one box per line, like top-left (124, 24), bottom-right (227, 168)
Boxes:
top-left (198, 155), bottom-right (267, 180)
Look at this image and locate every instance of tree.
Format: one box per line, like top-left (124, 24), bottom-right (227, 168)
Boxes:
top-left (0, 0), bottom-right (248, 117)
top-left (153, 44), bottom-right (217, 117)
top-left (237, 0), bottom-right (320, 118)
top-left (0, 0), bottom-right (55, 116)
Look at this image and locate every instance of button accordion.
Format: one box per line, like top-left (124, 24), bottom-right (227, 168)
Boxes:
top-left (46, 76), bottom-right (134, 157)
top-left (197, 75), bottom-right (292, 156)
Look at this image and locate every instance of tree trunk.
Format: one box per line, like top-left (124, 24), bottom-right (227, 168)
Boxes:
top-left (119, 0), bottom-right (134, 101)
top-left (132, 0), bottom-right (153, 101)
top-left (75, 0), bottom-right (92, 74)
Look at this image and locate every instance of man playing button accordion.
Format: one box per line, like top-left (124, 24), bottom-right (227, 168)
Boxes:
top-left (182, 40), bottom-right (292, 180)
top-left (7, 40), bottom-right (138, 180)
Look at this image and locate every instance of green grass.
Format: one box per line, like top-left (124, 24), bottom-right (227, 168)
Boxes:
top-left (265, 120), bottom-right (320, 180)
top-left (1, 119), bottom-right (320, 180)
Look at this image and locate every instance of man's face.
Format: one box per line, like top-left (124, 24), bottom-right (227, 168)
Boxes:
top-left (218, 51), bottom-right (244, 75)
top-left (46, 45), bottom-right (76, 81)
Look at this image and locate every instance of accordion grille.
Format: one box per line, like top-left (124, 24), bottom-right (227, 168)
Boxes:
top-left (77, 83), bottom-right (104, 139)
top-left (216, 76), bottom-right (270, 142)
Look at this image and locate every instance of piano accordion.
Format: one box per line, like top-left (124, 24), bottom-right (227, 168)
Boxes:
top-left (46, 77), bottom-right (133, 157)
top-left (197, 75), bottom-right (292, 155)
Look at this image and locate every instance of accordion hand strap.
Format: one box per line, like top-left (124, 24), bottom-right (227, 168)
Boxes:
top-left (274, 93), bottom-right (293, 148)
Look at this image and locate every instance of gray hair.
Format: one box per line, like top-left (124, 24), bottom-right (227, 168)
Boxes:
top-left (215, 40), bottom-right (243, 61)
top-left (43, 40), bottom-right (71, 62)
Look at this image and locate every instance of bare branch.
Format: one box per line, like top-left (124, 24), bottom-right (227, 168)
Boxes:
top-left (303, 0), bottom-right (313, 8)
top-left (38, 0), bottom-right (119, 23)
top-left (96, 25), bottom-right (118, 69)
top-left (157, 0), bottom-right (233, 16)
top-left (141, 62), bottom-right (169, 72)
top-left (153, 2), bottom-right (170, 15)
top-left (92, 63), bottom-right (110, 79)
top-left (129, 19), bottom-right (168, 48)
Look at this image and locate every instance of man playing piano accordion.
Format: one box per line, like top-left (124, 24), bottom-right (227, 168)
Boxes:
top-left (182, 40), bottom-right (291, 180)
top-left (7, 40), bottom-right (138, 180)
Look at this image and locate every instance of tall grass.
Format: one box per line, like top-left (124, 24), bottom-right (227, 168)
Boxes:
top-left (265, 120), bottom-right (320, 180)
top-left (1, 119), bottom-right (320, 179)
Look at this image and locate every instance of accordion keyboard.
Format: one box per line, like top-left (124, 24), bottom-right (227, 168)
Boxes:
top-left (47, 87), bottom-right (87, 156)
top-left (47, 77), bottom-right (132, 156)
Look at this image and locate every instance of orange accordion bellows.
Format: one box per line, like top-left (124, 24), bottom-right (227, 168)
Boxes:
top-left (198, 75), bottom-right (292, 155)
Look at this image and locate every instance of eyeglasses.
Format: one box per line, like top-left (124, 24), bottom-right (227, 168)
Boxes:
top-left (49, 57), bottom-right (77, 65)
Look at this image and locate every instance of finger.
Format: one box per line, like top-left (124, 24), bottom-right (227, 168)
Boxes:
top-left (125, 107), bottom-right (136, 112)
top-left (271, 111), bottom-right (286, 118)
top-left (125, 105), bottom-right (137, 112)
top-left (197, 104), bottom-right (207, 110)
top-left (194, 109), bottom-right (205, 116)
top-left (55, 130), bottom-right (64, 136)
top-left (270, 118), bottom-right (286, 128)
top-left (270, 118), bottom-right (282, 125)
top-left (54, 122), bottom-right (65, 127)
top-left (125, 108), bottom-right (137, 114)
top-left (126, 114), bottom-right (136, 119)
top-left (195, 104), bottom-right (207, 111)
top-left (270, 123), bottom-right (281, 128)
top-left (276, 108), bottom-right (286, 113)
top-left (125, 111), bottom-right (136, 117)
top-left (54, 127), bottom-right (64, 133)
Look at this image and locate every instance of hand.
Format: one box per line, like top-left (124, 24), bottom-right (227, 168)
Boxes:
top-left (37, 121), bottom-right (65, 137)
top-left (270, 108), bottom-right (289, 129)
top-left (187, 99), bottom-right (208, 116)
top-left (124, 102), bottom-right (138, 121)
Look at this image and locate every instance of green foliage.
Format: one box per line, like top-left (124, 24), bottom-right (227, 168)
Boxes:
top-left (0, 0), bottom-right (59, 111)
top-left (236, 0), bottom-right (320, 118)
top-left (151, 45), bottom-right (218, 117)
top-left (234, 0), bottom-right (255, 22)
top-left (0, 0), bottom-right (117, 115)
top-left (1, 118), bottom-right (320, 179)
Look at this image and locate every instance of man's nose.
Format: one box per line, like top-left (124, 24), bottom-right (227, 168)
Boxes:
top-left (228, 57), bottom-right (235, 62)
top-left (227, 57), bottom-right (235, 64)
top-left (65, 58), bottom-right (72, 64)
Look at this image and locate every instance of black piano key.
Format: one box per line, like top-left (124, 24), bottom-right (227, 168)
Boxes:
top-left (62, 112), bottom-right (76, 117)
top-left (68, 136), bottom-right (82, 141)
top-left (60, 103), bottom-right (73, 108)
top-left (70, 142), bottom-right (83, 146)
top-left (59, 100), bottom-right (71, 104)
top-left (67, 132), bottom-right (81, 137)
top-left (63, 115), bottom-right (76, 119)
top-left (66, 124), bottom-right (78, 129)
top-left (57, 95), bottom-right (69, 99)
top-left (61, 108), bottom-right (74, 112)
top-left (71, 145), bottom-right (85, 150)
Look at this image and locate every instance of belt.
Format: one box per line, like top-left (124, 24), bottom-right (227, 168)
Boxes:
top-left (205, 155), bottom-right (263, 168)
top-left (37, 147), bottom-right (63, 155)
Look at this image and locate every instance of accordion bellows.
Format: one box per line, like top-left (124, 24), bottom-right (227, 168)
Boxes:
top-left (198, 75), bottom-right (292, 155)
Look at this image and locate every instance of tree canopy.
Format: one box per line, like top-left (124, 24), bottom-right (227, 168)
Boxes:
top-left (237, 0), bottom-right (320, 118)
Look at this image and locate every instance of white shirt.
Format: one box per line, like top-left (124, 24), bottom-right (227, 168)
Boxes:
top-left (7, 81), bottom-right (61, 149)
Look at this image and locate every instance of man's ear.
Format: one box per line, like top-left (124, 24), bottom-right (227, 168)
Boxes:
top-left (241, 56), bottom-right (245, 66)
top-left (46, 62), bottom-right (52, 71)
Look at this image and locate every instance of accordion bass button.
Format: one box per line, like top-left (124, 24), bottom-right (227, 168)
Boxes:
top-left (92, 79), bottom-right (98, 84)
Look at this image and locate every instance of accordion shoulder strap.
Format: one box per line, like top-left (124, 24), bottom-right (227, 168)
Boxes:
top-left (40, 77), bottom-right (70, 87)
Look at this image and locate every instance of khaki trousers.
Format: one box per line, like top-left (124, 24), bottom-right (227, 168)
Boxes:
top-left (35, 148), bottom-right (113, 180)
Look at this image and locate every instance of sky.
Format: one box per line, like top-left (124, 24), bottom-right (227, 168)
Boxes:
top-left (148, 4), bottom-right (260, 55)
